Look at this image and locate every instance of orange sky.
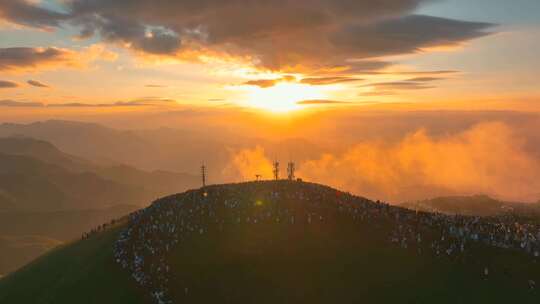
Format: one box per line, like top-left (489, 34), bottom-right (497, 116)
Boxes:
top-left (0, 0), bottom-right (539, 114)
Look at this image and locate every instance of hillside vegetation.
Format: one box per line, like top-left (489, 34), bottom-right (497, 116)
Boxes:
top-left (1, 181), bottom-right (539, 303)
top-left (0, 226), bottom-right (143, 304)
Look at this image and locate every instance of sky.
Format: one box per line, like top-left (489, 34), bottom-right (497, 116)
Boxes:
top-left (0, 0), bottom-right (539, 113)
top-left (1, 1), bottom-right (540, 203)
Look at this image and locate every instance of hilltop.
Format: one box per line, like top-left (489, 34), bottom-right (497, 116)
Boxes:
top-left (1, 181), bottom-right (540, 304)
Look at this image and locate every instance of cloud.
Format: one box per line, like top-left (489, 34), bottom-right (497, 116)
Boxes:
top-left (360, 70), bottom-right (458, 76)
top-left (0, 97), bottom-right (177, 108)
top-left (0, 80), bottom-right (18, 88)
top-left (0, 0), bottom-right (68, 28)
top-left (27, 79), bottom-right (49, 88)
top-left (298, 122), bottom-right (540, 202)
top-left (227, 122), bottom-right (540, 203)
top-left (297, 100), bottom-right (349, 105)
top-left (331, 15), bottom-right (494, 58)
top-left (241, 75), bottom-right (363, 88)
top-left (0, 47), bottom-right (68, 71)
top-left (49, 98), bottom-right (177, 107)
top-left (365, 81), bottom-right (436, 91)
top-left (0, 99), bottom-right (43, 106)
top-left (1, 1), bottom-right (495, 74)
top-left (145, 84), bottom-right (167, 88)
top-left (394, 70), bottom-right (458, 76)
top-left (73, 15), bottom-right (182, 55)
top-left (0, 45), bottom-right (117, 72)
top-left (241, 75), bottom-right (296, 88)
top-left (302, 60), bottom-right (393, 76)
top-left (114, 97), bottom-right (177, 106)
top-left (360, 91), bottom-right (396, 97)
top-left (361, 72), bottom-right (447, 95)
top-left (222, 146), bottom-right (274, 182)
top-left (242, 79), bottom-right (279, 88)
top-left (300, 77), bottom-right (363, 86)
top-left (406, 77), bottom-right (444, 82)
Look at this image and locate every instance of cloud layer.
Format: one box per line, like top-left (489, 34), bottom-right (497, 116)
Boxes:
top-left (0, 45), bottom-right (116, 72)
top-left (0, 80), bottom-right (18, 88)
top-left (227, 122), bottom-right (540, 203)
top-left (0, 0), bottom-right (68, 28)
top-left (0, 47), bottom-right (68, 71)
top-left (27, 79), bottom-right (49, 88)
top-left (0, 97), bottom-right (176, 108)
top-left (0, 0), bottom-right (495, 74)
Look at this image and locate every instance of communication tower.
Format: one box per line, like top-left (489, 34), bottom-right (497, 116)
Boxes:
top-left (273, 161), bottom-right (280, 180)
top-left (201, 164), bottom-right (207, 187)
top-left (287, 162), bottom-right (296, 180)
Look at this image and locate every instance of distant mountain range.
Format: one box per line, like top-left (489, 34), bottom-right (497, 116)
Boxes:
top-left (0, 120), bottom-right (241, 174)
top-left (0, 136), bottom-right (199, 275)
top-left (401, 195), bottom-right (540, 217)
top-left (0, 120), bottom-right (325, 177)
top-left (0, 136), bottom-right (199, 212)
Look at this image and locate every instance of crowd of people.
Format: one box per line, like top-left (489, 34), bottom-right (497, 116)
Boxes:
top-left (107, 180), bottom-right (539, 303)
top-left (81, 218), bottom-right (120, 240)
top-left (389, 210), bottom-right (540, 259)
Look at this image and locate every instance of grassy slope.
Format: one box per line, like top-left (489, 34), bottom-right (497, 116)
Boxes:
top-left (1, 182), bottom-right (540, 304)
top-left (165, 185), bottom-right (540, 304)
top-left (0, 235), bottom-right (62, 275)
top-left (0, 226), bottom-right (142, 304)
top-left (0, 205), bottom-right (139, 276)
top-left (169, 222), bottom-right (540, 303)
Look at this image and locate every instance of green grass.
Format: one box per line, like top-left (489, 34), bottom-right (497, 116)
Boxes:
top-left (0, 235), bottom-right (62, 275)
top-left (0, 226), bottom-right (143, 304)
top-left (166, 207), bottom-right (540, 303)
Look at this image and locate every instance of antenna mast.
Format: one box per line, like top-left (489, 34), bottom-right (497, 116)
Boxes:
top-left (273, 161), bottom-right (280, 180)
top-left (201, 164), bottom-right (207, 187)
top-left (287, 162), bottom-right (296, 180)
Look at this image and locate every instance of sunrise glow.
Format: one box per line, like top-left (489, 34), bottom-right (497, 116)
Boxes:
top-left (243, 83), bottom-right (326, 112)
top-left (2, 1), bottom-right (540, 302)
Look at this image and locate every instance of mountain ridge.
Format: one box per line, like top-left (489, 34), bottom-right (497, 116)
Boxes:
top-left (0, 136), bottom-right (198, 276)
top-left (401, 195), bottom-right (540, 217)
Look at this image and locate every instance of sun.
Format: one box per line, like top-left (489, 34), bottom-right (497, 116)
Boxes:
top-left (245, 83), bottom-right (326, 112)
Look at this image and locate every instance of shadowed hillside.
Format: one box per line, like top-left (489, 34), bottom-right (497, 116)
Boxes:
top-left (0, 153), bottom-right (146, 211)
top-left (0, 236), bottom-right (62, 276)
top-left (1, 181), bottom-right (539, 303)
top-left (0, 137), bottom-right (94, 173)
top-left (0, 205), bottom-right (139, 275)
top-left (0, 137), bottom-right (198, 276)
top-left (0, 137), bottom-right (199, 211)
top-left (0, 225), bottom-right (144, 304)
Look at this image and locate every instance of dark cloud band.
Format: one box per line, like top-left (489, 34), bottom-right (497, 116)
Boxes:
top-left (0, 0), bottom-right (496, 75)
top-left (27, 80), bottom-right (50, 88)
top-left (0, 80), bottom-right (18, 88)
top-left (0, 0), bottom-right (68, 28)
top-left (0, 47), bottom-right (69, 71)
